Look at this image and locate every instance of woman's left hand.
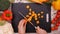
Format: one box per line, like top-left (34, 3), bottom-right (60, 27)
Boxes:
top-left (18, 19), bottom-right (27, 34)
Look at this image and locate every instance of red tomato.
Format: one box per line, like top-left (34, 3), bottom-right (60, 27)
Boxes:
top-left (51, 27), bottom-right (55, 31)
top-left (54, 26), bottom-right (58, 30)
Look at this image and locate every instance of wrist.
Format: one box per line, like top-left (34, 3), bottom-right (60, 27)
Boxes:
top-left (18, 29), bottom-right (25, 34)
top-left (18, 31), bottom-right (25, 34)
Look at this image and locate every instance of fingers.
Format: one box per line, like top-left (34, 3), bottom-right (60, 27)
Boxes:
top-left (36, 26), bottom-right (45, 31)
top-left (35, 26), bottom-right (40, 31)
top-left (36, 26), bottom-right (47, 34)
top-left (18, 19), bottom-right (27, 28)
top-left (18, 19), bottom-right (27, 34)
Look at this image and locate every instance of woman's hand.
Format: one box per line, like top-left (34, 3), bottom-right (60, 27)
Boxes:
top-left (18, 19), bottom-right (48, 34)
top-left (18, 19), bottom-right (27, 34)
top-left (36, 26), bottom-right (48, 34)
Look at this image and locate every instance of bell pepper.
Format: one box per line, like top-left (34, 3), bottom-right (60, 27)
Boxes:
top-left (2, 10), bottom-right (12, 21)
top-left (0, 17), bottom-right (2, 21)
top-left (52, 0), bottom-right (60, 10)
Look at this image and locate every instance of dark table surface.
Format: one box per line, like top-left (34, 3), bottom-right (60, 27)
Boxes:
top-left (11, 3), bottom-right (51, 33)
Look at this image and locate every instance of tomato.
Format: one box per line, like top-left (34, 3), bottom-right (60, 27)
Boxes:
top-left (51, 19), bottom-right (56, 24)
top-left (51, 10), bottom-right (60, 31)
top-left (56, 23), bottom-right (59, 26)
top-left (57, 10), bottom-right (60, 15)
top-left (54, 26), bottom-right (58, 30)
top-left (51, 27), bottom-right (55, 31)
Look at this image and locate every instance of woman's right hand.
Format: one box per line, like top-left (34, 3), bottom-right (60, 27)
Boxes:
top-left (36, 26), bottom-right (47, 34)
